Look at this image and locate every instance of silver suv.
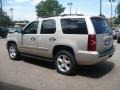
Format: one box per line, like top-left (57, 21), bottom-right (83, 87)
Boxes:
top-left (7, 15), bottom-right (115, 75)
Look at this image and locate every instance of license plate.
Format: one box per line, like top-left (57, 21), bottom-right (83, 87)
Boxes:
top-left (105, 39), bottom-right (111, 46)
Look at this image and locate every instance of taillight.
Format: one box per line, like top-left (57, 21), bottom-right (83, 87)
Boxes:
top-left (88, 35), bottom-right (96, 51)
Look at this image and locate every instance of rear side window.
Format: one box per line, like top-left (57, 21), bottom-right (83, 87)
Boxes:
top-left (41, 19), bottom-right (56, 34)
top-left (61, 18), bottom-right (88, 34)
top-left (91, 17), bottom-right (111, 34)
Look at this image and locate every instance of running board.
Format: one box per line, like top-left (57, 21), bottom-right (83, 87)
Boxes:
top-left (21, 54), bottom-right (53, 62)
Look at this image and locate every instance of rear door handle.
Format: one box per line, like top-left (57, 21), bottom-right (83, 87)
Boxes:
top-left (31, 37), bottom-right (36, 41)
top-left (49, 37), bottom-right (56, 41)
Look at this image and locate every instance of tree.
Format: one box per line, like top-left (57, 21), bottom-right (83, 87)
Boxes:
top-left (35, 0), bottom-right (65, 18)
top-left (114, 15), bottom-right (120, 24)
top-left (117, 2), bottom-right (120, 15)
top-left (114, 3), bottom-right (120, 24)
top-left (0, 15), bottom-right (13, 26)
top-left (14, 20), bottom-right (29, 23)
top-left (0, 8), bottom-right (13, 27)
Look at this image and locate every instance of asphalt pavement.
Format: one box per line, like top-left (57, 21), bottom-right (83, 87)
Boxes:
top-left (0, 38), bottom-right (120, 90)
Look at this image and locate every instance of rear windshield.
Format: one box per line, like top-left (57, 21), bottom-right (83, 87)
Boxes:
top-left (91, 17), bottom-right (111, 34)
top-left (61, 18), bottom-right (88, 34)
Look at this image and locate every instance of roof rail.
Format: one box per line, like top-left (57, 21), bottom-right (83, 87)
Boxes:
top-left (60, 14), bottom-right (84, 16)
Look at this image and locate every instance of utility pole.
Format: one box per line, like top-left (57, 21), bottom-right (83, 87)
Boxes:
top-left (10, 8), bottom-right (13, 21)
top-left (76, 9), bottom-right (77, 14)
top-left (0, 0), bottom-right (3, 23)
top-left (109, 0), bottom-right (115, 27)
top-left (100, 0), bottom-right (102, 16)
top-left (110, 0), bottom-right (113, 19)
top-left (115, 8), bottom-right (117, 18)
top-left (67, 3), bottom-right (72, 14)
top-left (10, 8), bottom-right (13, 26)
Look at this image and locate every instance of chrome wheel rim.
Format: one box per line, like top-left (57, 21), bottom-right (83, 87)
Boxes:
top-left (9, 46), bottom-right (16, 59)
top-left (57, 55), bottom-right (71, 72)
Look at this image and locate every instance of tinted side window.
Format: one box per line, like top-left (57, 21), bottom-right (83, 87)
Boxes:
top-left (41, 19), bottom-right (56, 34)
top-left (61, 18), bottom-right (88, 34)
top-left (91, 17), bottom-right (111, 34)
top-left (23, 21), bottom-right (38, 34)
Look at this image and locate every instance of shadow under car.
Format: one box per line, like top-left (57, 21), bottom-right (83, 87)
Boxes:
top-left (76, 61), bottom-right (115, 78)
top-left (20, 56), bottom-right (114, 78)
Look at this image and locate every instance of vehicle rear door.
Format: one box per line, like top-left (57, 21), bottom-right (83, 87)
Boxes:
top-left (36, 19), bottom-right (57, 58)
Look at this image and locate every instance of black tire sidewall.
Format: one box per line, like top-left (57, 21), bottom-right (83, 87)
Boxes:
top-left (117, 40), bottom-right (120, 43)
top-left (55, 50), bottom-right (77, 75)
top-left (1, 35), bottom-right (5, 38)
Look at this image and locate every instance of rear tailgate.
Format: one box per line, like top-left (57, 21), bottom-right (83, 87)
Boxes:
top-left (96, 34), bottom-right (113, 52)
top-left (91, 17), bottom-right (113, 52)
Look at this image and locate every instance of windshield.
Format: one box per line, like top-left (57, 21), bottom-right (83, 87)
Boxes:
top-left (91, 17), bottom-right (111, 34)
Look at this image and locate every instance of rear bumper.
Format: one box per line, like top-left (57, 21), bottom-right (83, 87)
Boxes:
top-left (75, 45), bottom-right (115, 65)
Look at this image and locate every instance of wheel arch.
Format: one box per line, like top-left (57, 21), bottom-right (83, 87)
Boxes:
top-left (52, 45), bottom-right (75, 58)
top-left (7, 41), bottom-right (17, 49)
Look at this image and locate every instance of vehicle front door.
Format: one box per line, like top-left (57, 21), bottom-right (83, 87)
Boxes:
top-left (20, 21), bottom-right (39, 55)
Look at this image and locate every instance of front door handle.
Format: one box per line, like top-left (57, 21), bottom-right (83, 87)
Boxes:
top-left (49, 37), bottom-right (56, 42)
top-left (31, 37), bottom-right (36, 41)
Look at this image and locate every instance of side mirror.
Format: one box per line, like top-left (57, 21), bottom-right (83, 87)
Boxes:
top-left (16, 29), bottom-right (21, 33)
top-left (20, 29), bottom-right (24, 34)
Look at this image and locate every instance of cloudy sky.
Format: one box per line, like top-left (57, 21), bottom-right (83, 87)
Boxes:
top-left (2, 0), bottom-right (120, 21)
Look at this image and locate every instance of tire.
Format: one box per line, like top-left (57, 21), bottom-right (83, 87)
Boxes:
top-left (54, 50), bottom-right (77, 75)
top-left (117, 39), bottom-right (120, 43)
top-left (1, 35), bottom-right (5, 38)
top-left (8, 43), bottom-right (21, 60)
